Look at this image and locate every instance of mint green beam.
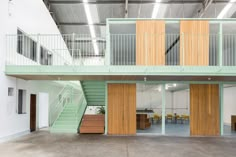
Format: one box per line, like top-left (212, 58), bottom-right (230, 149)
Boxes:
top-left (105, 83), bottom-right (108, 135)
top-left (161, 84), bottom-right (166, 135)
top-left (220, 83), bottom-right (224, 135)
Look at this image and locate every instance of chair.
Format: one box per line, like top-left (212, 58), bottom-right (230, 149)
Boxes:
top-left (176, 114), bottom-right (182, 124)
top-left (166, 114), bottom-right (173, 123)
top-left (153, 113), bottom-right (161, 123)
top-left (181, 114), bottom-right (189, 123)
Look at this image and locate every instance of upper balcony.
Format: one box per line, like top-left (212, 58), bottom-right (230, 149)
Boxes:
top-left (5, 19), bottom-right (236, 81)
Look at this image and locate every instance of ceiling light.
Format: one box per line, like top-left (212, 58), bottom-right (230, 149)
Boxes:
top-left (173, 83), bottom-right (177, 87)
top-left (152, 0), bottom-right (162, 18)
top-left (165, 85), bottom-right (168, 90)
top-left (83, 0), bottom-right (99, 55)
top-left (217, 0), bottom-right (236, 19)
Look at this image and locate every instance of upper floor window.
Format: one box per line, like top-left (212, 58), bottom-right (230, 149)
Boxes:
top-left (40, 46), bottom-right (53, 65)
top-left (17, 29), bottom-right (37, 62)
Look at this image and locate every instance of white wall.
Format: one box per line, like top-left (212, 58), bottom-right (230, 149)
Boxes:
top-left (5, 0), bottom-right (72, 65)
top-left (38, 93), bottom-right (49, 128)
top-left (85, 106), bottom-right (99, 114)
top-left (136, 84), bottom-right (190, 116)
top-left (136, 85), bottom-right (173, 115)
top-left (223, 86), bottom-right (236, 125)
top-left (173, 90), bottom-right (190, 115)
top-left (0, 0), bottom-right (75, 140)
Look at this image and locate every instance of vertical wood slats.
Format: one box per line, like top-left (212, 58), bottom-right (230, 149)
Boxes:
top-left (108, 84), bottom-right (136, 135)
top-left (136, 21), bottom-right (165, 65)
top-left (190, 84), bottom-right (220, 136)
top-left (180, 21), bottom-right (209, 65)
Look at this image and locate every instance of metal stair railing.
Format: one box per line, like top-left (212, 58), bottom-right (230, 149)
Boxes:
top-left (49, 85), bottom-right (73, 127)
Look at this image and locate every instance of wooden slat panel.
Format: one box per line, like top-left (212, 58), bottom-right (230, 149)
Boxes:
top-left (136, 21), bottom-right (165, 65)
top-left (80, 127), bottom-right (104, 133)
top-left (190, 84), bottom-right (220, 136)
top-left (108, 84), bottom-right (136, 135)
top-left (108, 84), bottom-right (124, 134)
top-left (123, 84), bottom-right (136, 135)
top-left (80, 115), bottom-right (105, 134)
top-left (180, 21), bottom-right (209, 65)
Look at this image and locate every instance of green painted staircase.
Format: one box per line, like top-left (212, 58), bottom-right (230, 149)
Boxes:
top-left (50, 81), bottom-right (105, 133)
top-left (81, 81), bottom-right (105, 106)
top-left (50, 100), bottom-right (87, 133)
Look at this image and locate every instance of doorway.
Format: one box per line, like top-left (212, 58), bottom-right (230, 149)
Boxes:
top-left (30, 94), bottom-right (36, 132)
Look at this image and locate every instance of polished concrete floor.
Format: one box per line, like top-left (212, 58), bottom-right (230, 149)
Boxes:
top-left (1, 131), bottom-right (236, 157)
top-left (137, 123), bottom-right (190, 136)
top-left (137, 123), bottom-right (236, 136)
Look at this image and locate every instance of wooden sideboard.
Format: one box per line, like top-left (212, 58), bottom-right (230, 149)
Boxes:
top-left (232, 115), bottom-right (236, 131)
top-left (136, 114), bottom-right (151, 130)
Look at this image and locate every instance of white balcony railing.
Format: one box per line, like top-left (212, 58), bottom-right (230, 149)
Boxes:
top-left (6, 34), bottom-right (106, 66)
top-left (5, 33), bottom-right (236, 66)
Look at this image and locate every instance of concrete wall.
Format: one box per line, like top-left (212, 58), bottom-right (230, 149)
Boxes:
top-left (0, 0), bottom-right (77, 140)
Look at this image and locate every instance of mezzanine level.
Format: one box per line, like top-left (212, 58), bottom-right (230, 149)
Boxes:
top-left (5, 18), bottom-right (236, 81)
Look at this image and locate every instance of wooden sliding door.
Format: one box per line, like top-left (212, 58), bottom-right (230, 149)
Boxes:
top-left (180, 21), bottom-right (209, 65)
top-left (136, 21), bottom-right (165, 65)
top-left (108, 84), bottom-right (136, 135)
top-left (190, 84), bottom-right (220, 136)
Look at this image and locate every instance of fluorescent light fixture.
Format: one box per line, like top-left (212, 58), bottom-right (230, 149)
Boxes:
top-left (165, 85), bottom-right (168, 90)
top-left (83, 0), bottom-right (99, 55)
top-left (217, 0), bottom-right (236, 19)
top-left (152, 0), bottom-right (162, 18)
top-left (173, 83), bottom-right (177, 87)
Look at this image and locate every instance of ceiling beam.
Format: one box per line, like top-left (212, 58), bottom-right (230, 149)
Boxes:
top-left (125, 0), bottom-right (128, 18)
top-left (197, 0), bottom-right (214, 17)
top-left (58, 22), bottom-right (106, 26)
top-left (49, 0), bottom-right (230, 5)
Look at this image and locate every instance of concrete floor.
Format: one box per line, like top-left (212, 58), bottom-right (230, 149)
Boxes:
top-left (137, 123), bottom-right (190, 136)
top-left (1, 131), bottom-right (236, 157)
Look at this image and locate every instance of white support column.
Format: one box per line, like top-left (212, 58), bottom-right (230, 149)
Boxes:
top-left (220, 83), bottom-right (224, 136)
top-left (161, 84), bottom-right (166, 135)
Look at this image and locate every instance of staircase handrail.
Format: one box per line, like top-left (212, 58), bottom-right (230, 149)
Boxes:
top-left (49, 86), bottom-right (73, 126)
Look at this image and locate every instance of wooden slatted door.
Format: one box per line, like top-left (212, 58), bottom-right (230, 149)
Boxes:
top-left (108, 84), bottom-right (136, 135)
top-left (180, 21), bottom-right (209, 65)
top-left (136, 21), bottom-right (165, 65)
top-left (190, 84), bottom-right (220, 136)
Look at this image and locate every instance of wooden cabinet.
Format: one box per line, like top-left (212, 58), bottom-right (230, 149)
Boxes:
top-left (231, 115), bottom-right (236, 131)
top-left (80, 115), bottom-right (105, 134)
top-left (136, 114), bottom-right (151, 130)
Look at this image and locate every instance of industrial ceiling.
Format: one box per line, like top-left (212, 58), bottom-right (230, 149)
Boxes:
top-left (44, 0), bottom-right (236, 35)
